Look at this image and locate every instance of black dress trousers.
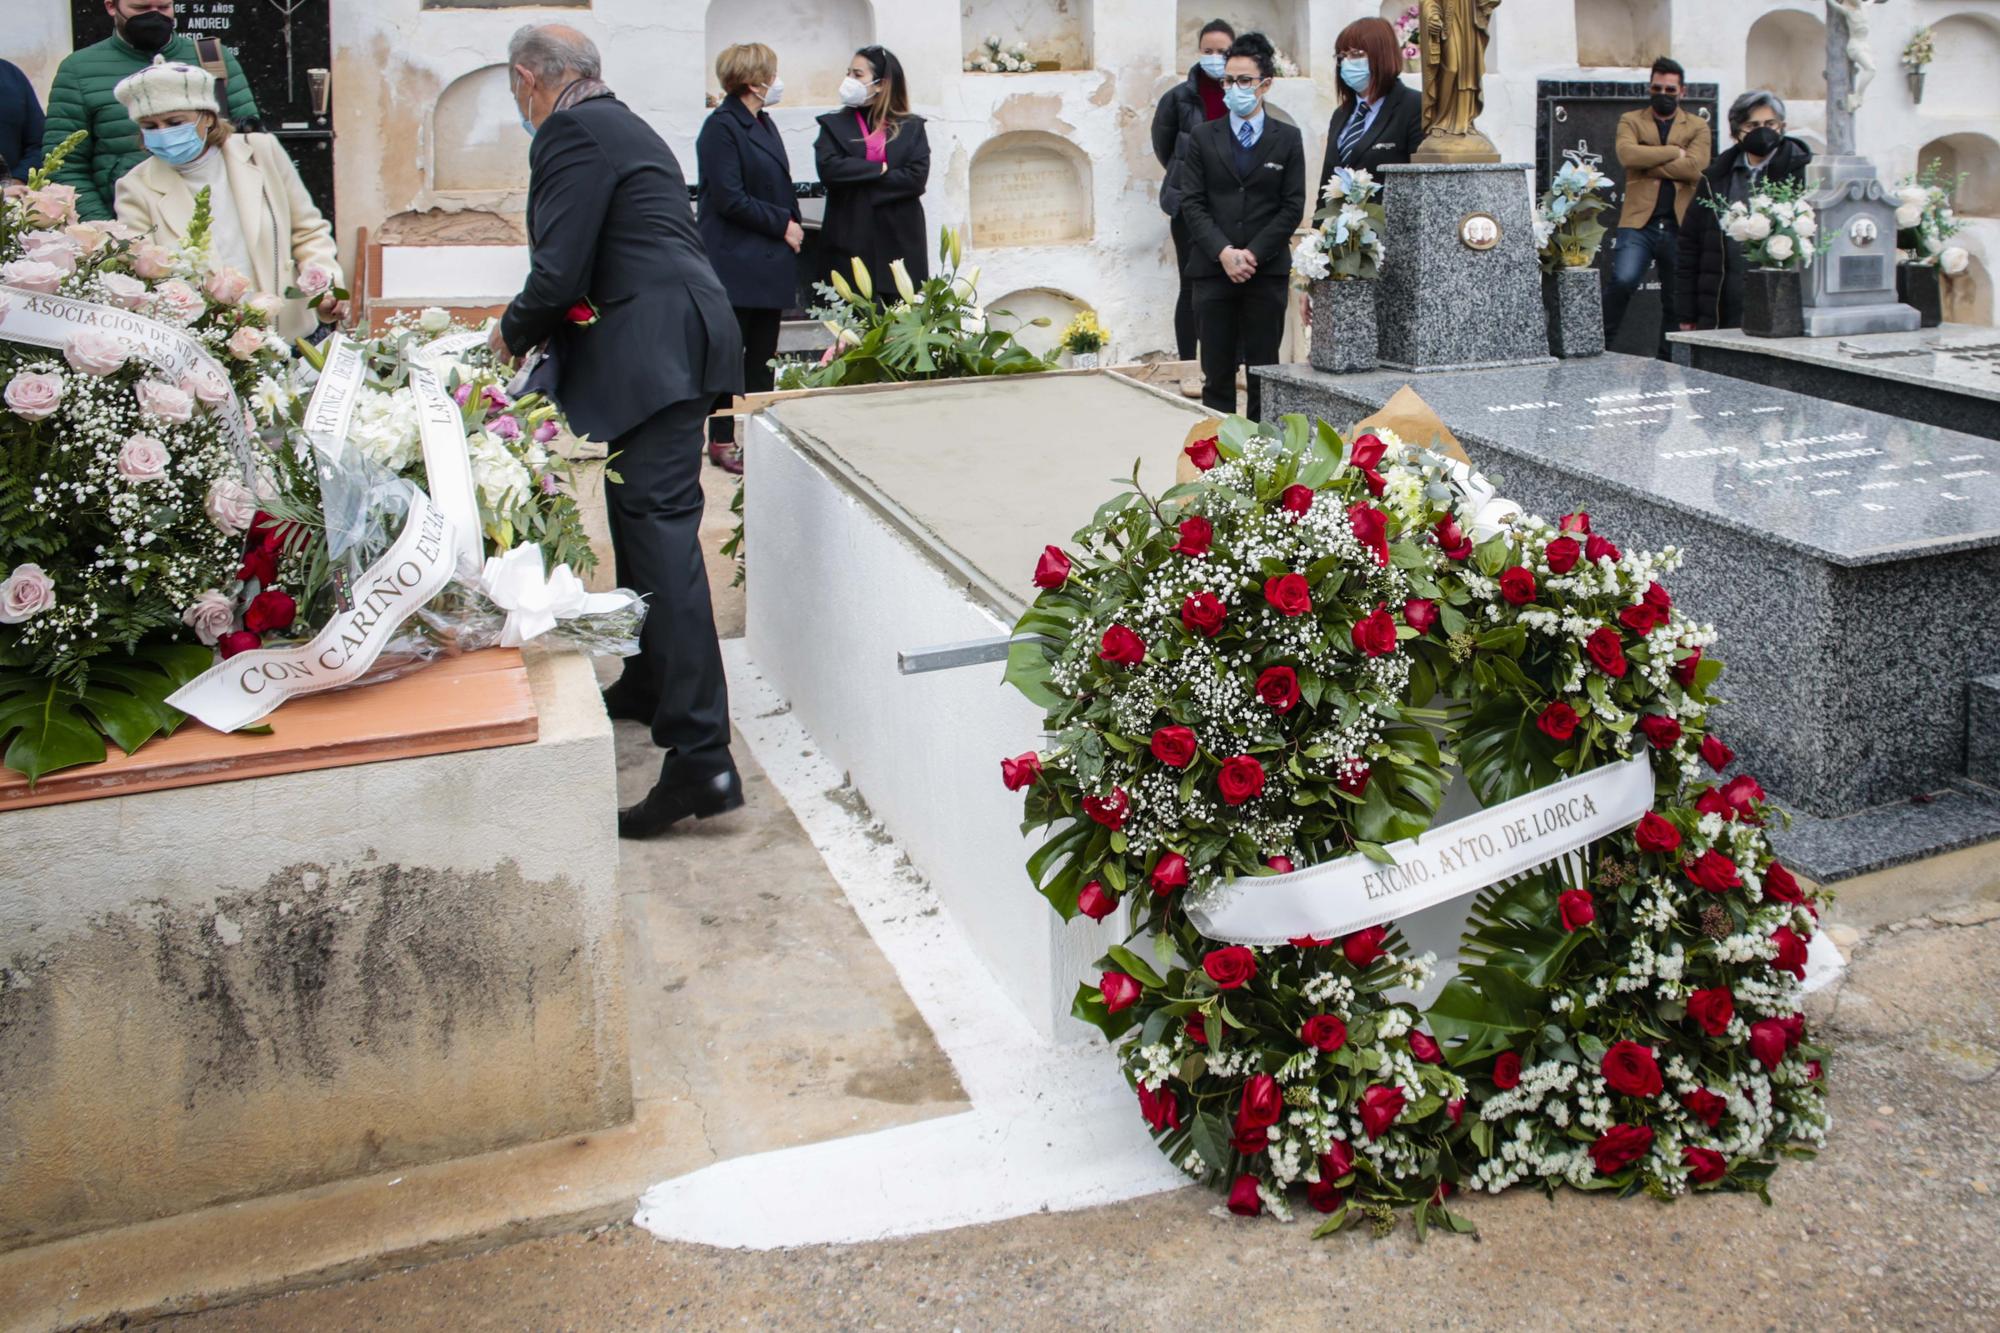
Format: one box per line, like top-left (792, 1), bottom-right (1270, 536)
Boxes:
top-left (1193, 270), bottom-right (1288, 423)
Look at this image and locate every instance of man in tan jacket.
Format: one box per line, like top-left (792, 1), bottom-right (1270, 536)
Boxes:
top-left (1605, 56), bottom-right (1711, 357)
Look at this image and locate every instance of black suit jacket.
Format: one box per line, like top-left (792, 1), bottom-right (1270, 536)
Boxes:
top-left (501, 96), bottom-right (741, 443)
top-left (813, 109), bottom-right (930, 288)
top-left (1319, 81), bottom-right (1424, 187)
top-left (696, 96), bottom-right (801, 311)
top-left (1177, 114), bottom-right (1308, 281)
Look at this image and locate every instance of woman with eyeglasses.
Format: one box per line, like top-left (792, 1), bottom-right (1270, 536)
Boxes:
top-left (1175, 31), bottom-right (1306, 423)
top-left (813, 45), bottom-right (929, 300)
top-left (1319, 17), bottom-right (1423, 188)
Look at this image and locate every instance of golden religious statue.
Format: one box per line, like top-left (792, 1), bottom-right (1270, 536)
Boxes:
top-left (1413, 0), bottom-right (1502, 163)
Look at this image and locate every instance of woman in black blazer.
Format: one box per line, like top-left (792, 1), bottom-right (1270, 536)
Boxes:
top-left (1178, 32), bottom-right (1307, 423)
top-left (1319, 18), bottom-right (1425, 192)
top-left (697, 42), bottom-right (802, 471)
top-left (813, 45), bottom-right (929, 298)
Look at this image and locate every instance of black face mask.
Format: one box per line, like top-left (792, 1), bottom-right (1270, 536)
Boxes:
top-left (123, 11), bottom-right (176, 54)
top-left (1649, 91), bottom-right (1678, 117)
top-left (1741, 126), bottom-right (1781, 157)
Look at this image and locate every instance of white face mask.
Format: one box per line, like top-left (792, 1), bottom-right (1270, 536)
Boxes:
top-left (759, 76), bottom-right (784, 107)
top-left (838, 75), bottom-right (873, 108)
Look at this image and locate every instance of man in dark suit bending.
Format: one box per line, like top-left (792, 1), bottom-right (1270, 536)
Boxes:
top-left (491, 24), bottom-right (746, 838)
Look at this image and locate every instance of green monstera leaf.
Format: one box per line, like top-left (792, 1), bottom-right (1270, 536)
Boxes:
top-left (0, 643), bottom-right (214, 784)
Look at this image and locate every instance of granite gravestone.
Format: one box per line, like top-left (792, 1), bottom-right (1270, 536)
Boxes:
top-left (1375, 162), bottom-right (1550, 372)
top-left (1257, 356), bottom-right (2000, 877)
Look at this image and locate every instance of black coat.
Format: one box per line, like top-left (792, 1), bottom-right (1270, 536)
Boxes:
top-left (1177, 114), bottom-right (1308, 281)
top-left (500, 96), bottom-right (741, 443)
top-left (1150, 63), bottom-right (1225, 217)
top-left (814, 109), bottom-right (930, 291)
top-left (1674, 136), bottom-right (1814, 331)
top-left (696, 95), bottom-right (801, 311)
top-left (1318, 81), bottom-right (1424, 187)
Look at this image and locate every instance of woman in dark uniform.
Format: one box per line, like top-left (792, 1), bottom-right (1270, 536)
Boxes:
top-left (1319, 16), bottom-right (1424, 190)
top-left (812, 45), bottom-right (929, 297)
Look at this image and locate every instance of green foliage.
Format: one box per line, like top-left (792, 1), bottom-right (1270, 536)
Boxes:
top-left (0, 643), bottom-right (212, 783)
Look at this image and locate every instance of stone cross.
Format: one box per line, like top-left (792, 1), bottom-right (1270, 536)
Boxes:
top-left (1824, 0), bottom-right (1888, 157)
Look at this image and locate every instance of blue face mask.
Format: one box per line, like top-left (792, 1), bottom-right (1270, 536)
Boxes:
top-left (143, 122), bottom-right (206, 166)
top-left (1223, 84), bottom-right (1259, 118)
top-left (520, 113), bottom-right (536, 138)
top-left (1340, 58), bottom-right (1372, 94)
top-left (1198, 52), bottom-right (1227, 80)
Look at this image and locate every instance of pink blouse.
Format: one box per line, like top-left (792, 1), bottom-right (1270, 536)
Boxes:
top-left (855, 110), bottom-right (887, 164)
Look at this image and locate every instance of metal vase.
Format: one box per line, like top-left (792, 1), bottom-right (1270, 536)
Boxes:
top-left (1907, 69), bottom-right (1925, 104)
top-left (1742, 268), bottom-right (1804, 339)
top-left (1542, 265), bottom-right (1606, 358)
top-left (1308, 278), bottom-right (1379, 374)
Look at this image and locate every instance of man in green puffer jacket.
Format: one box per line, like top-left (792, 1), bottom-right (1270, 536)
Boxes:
top-left (40, 1), bottom-right (260, 220)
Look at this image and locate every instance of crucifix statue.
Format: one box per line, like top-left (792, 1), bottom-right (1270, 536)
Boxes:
top-left (1411, 0), bottom-right (1502, 163)
top-left (1823, 0), bottom-right (1889, 157)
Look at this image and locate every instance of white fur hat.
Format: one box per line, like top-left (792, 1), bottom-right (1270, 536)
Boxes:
top-left (113, 57), bottom-right (221, 121)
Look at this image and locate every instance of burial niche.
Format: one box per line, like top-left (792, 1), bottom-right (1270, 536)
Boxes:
top-left (986, 287), bottom-right (1087, 358)
top-left (431, 64), bottom-right (531, 195)
top-left (1916, 133), bottom-right (2000, 218)
top-left (969, 133), bottom-right (1092, 247)
top-left (1573, 0), bottom-right (1669, 69)
top-left (1175, 0), bottom-right (1308, 76)
top-left (962, 0), bottom-right (1094, 71)
top-left (1744, 9), bottom-right (1827, 103)
top-left (1927, 14), bottom-right (2000, 119)
top-left (1941, 253), bottom-right (1993, 326)
top-left (704, 0), bottom-right (873, 108)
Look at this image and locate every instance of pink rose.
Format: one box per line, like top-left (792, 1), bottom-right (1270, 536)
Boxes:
top-left (97, 271), bottom-right (151, 310)
top-left (227, 324), bottom-right (268, 361)
top-left (24, 183), bottom-right (79, 227)
top-left (205, 476), bottom-right (257, 534)
top-left (296, 262), bottom-right (335, 298)
top-left (5, 369), bottom-right (65, 420)
top-left (533, 419), bottom-right (561, 444)
top-left (130, 243), bottom-right (178, 280)
top-left (180, 589), bottom-right (235, 645)
top-left (203, 266), bottom-right (252, 306)
top-left (152, 279), bottom-right (206, 325)
top-left (64, 329), bottom-right (132, 376)
top-left (64, 222), bottom-right (112, 254)
top-left (0, 259), bottom-right (66, 293)
top-left (245, 292), bottom-right (284, 322)
top-left (135, 378), bottom-right (195, 423)
top-left (22, 230), bottom-right (80, 272)
top-left (489, 414), bottom-right (522, 440)
top-left (180, 365), bottom-right (231, 407)
top-left (116, 432), bottom-right (171, 482)
top-left (0, 563), bottom-right (57, 624)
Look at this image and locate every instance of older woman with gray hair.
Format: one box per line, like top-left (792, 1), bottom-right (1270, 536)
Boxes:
top-left (1676, 89), bottom-right (1814, 331)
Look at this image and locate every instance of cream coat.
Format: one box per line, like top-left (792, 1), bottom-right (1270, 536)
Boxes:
top-left (114, 132), bottom-right (339, 339)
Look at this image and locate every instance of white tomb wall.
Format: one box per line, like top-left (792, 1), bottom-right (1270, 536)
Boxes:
top-left (961, 0), bottom-right (1096, 70)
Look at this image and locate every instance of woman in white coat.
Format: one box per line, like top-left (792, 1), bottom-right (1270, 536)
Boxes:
top-left (110, 58), bottom-right (343, 340)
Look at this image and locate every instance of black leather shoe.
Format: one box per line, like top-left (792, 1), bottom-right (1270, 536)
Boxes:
top-left (601, 685), bottom-right (655, 724)
top-left (618, 764), bottom-right (745, 839)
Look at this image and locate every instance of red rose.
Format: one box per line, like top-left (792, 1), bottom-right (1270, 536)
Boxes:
top-left (1217, 754), bottom-right (1265, 806)
top-left (1099, 624), bottom-right (1146, 664)
top-left (1172, 515), bottom-right (1213, 557)
top-left (1807, 1059), bottom-right (1823, 1081)
top-left (1492, 1050), bottom-right (1522, 1089)
top-left (1032, 544), bottom-right (1071, 589)
top-left (1100, 971), bottom-right (1140, 1013)
top-left (1256, 666), bottom-right (1301, 712)
top-left (1081, 788), bottom-right (1129, 830)
top-left (1263, 573), bottom-right (1312, 616)
top-left (1585, 626), bottom-right (1628, 678)
top-left (1696, 787), bottom-right (1732, 821)
top-left (1748, 1018), bottom-right (1788, 1070)
top-left (1237, 1073), bottom-right (1283, 1130)
top-left (1588, 1123), bottom-right (1654, 1175)
top-left (1342, 925), bottom-right (1387, 968)
top-left (1203, 945), bottom-right (1258, 989)
top-left (1687, 987), bottom-right (1735, 1036)
top-left (1685, 849), bottom-right (1742, 894)
top-left (1000, 752), bottom-right (1042, 790)
top-left (1634, 811), bottom-right (1682, 854)
top-left (1619, 602), bottom-right (1661, 635)
top-left (1680, 1088), bottom-right (1727, 1128)
top-left (565, 299), bottom-right (598, 326)
top-left (1601, 1040), bottom-right (1664, 1097)
top-left (1498, 565), bottom-right (1537, 605)
top-left (1305, 1176), bottom-right (1343, 1214)
top-left (1544, 535), bottom-right (1581, 573)
top-left (1350, 602), bottom-right (1398, 657)
top-left (1585, 532), bottom-right (1622, 563)
top-left (1684, 1147), bottom-right (1727, 1185)
top-left (1226, 1174), bottom-right (1262, 1216)
top-left (1137, 1081), bottom-right (1182, 1133)
top-left (1637, 713), bottom-right (1682, 749)
top-left (1185, 435), bottom-right (1220, 471)
top-left (1281, 484), bottom-right (1315, 517)
top-left (1777, 1012), bottom-right (1805, 1049)
top-left (1447, 1098), bottom-right (1465, 1125)
top-left (1266, 855), bottom-right (1295, 873)
top-left (1770, 925), bottom-right (1809, 980)
top-left (1336, 761), bottom-right (1371, 795)
top-left (1537, 701), bottom-right (1580, 742)
top-left (1721, 774), bottom-right (1767, 821)
top-left (1358, 1084), bottom-right (1406, 1140)
top-left (1644, 581), bottom-right (1672, 614)
top-left (237, 541), bottom-right (279, 587)
top-left (1560, 511), bottom-right (1591, 534)
top-left (1675, 646), bottom-right (1704, 686)
top-left (1701, 734), bottom-right (1734, 770)
top-left (1301, 1014), bottom-right (1348, 1052)
top-left (1229, 1120), bottom-right (1268, 1157)
top-left (1348, 502), bottom-right (1390, 566)
top-left (1150, 725), bottom-right (1198, 767)
top-left (1408, 1031), bottom-right (1443, 1064)
top-left (1558, 888), bottom-right (1596, 932)
top-left (243, 588), bottom-right (296, 634)
top-left (217, 629), bottom-right (261, 659)
top-left (1434, 513), bottom-right (1472, 560)
top-left (1402, 598), bottom-right (1438, 634)
top-left (1322, 1139), bottom-right (1355, 1181)
top-left (1348, 432), bottom-right (1387, 472)
top-left (1185, 1014), bottom-right (1208, 1046)
top-left (1149, 852), bottom-right (1189, 895)
top-left (1076, 881), bottom-right (1117, 921)
top-left (1762, 861), bottom-right (1805, 905)
top-left (1181, 592), bottom-right (1228, 637)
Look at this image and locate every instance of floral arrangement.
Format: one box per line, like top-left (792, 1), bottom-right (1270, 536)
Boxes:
top-left (1000, 414), bottom-right (1830, 1231)
top-left (1059, 310), bottom-right (1108, 357)
top-left (1894, 162), bottom-right (1969, 274)
top-left (1901, 26), bottom-right (1934, 71)
top-left (1707, 179), bottom-right (1820, 271)
top-left (1396, 6), bottom-right (1422, 68)
top-left (963, 35), bottom-right (1048, 73)
top-left (0, 134), bottom-right (295, 780)
top-left (1292, 168), bottom-right (1386, 284)
top-left (1533, 160), bottom-right (1614, 273)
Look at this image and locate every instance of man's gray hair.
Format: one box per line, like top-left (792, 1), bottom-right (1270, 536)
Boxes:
top-left (1727, 89), bottom-right (1786, 135)
top-left (509, 24), bottom-right (602, 83)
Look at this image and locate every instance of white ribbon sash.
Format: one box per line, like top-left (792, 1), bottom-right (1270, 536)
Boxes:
top-left (407, 361), bottom-right (486, 579)
top-left (1186, 753), bottom-right (1656, 945)
top-left (0, 283), bottom-right (252, 460)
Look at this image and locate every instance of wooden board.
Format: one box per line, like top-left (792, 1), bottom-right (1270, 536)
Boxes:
top-left (0, 649), bottom-right (539, 813)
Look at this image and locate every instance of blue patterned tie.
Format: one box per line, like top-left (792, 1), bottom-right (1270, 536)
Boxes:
top-left (1337, 104), bottom-right (1368, 163)
top-left (1239, 122), bottom-right (1255, 150)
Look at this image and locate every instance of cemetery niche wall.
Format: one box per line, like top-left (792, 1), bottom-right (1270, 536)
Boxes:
top-left (969, 132), bottom-right (1093, 249)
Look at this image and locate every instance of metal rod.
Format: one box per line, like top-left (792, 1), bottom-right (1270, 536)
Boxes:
top-left (897, 634), bottom-right (1044, 675)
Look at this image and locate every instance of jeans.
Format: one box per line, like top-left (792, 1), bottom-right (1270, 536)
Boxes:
top-left (1602, 222), bottom-right (1679, 358)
